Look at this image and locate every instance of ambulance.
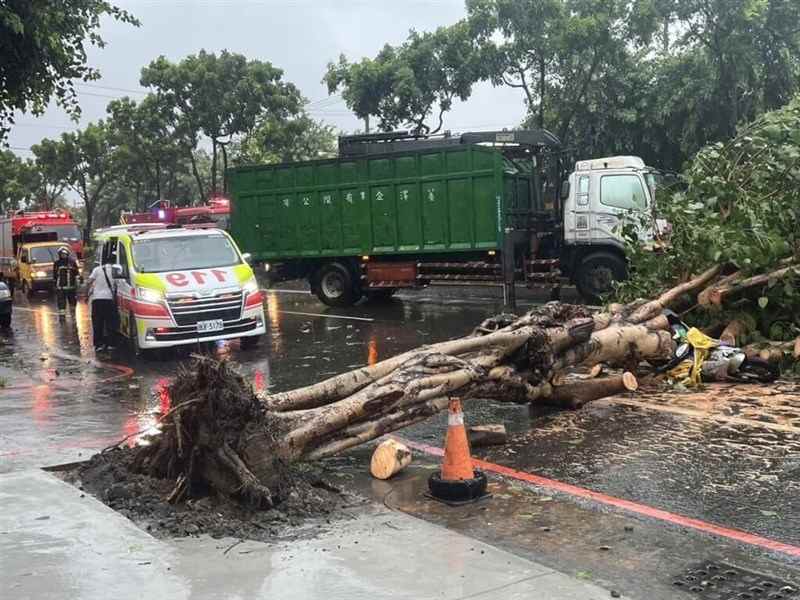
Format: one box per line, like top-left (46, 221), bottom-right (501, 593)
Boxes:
top-left (93, 223), bottom-right (265, 353)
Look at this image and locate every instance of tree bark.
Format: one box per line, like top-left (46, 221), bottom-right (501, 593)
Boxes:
top-left (546, 373), bottom-right (638, 410)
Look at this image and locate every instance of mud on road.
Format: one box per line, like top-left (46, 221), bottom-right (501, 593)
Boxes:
top-left (63, 449), bottom-right (365, 542)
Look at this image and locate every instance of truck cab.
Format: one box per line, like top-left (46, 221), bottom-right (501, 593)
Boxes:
top-left (93, 224), bottom-right (266, 353)
top-left (557, 156), bottom-right (661, 300)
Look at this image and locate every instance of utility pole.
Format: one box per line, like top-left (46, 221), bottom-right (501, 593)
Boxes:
top-left (364, 115), bottom-right (370, 134)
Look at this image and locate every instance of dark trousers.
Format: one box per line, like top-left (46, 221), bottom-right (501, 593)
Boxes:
top-left (57, 289), bottom-right (76, 310)
top-left (91, 299), bottom-right (115, 348)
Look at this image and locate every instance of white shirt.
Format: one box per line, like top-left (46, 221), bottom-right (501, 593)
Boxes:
top-left (89, 265), bottom-right (116, 301)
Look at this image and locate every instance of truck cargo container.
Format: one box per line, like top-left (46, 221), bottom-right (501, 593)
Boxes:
top-left (228, 129), bottom-right (661, 306)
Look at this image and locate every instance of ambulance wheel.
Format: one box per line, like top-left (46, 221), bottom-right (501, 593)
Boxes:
top-left (128, 315), bottom-right (142, 357)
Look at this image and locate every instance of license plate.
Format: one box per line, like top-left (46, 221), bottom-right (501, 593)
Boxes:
top-left (197, 319), bottom-right (224, 333)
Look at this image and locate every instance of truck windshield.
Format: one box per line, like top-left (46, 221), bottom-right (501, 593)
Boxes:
top-left (48, 224), bottom-right (81, 242)
top-left (30, 247), bottom-right (60, 263)
top-left (132, 235), bottom-right (241, 273)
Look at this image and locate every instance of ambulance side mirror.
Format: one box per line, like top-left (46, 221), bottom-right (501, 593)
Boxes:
top-left (241, 252), bottom-right (252, 264)
top-left (112, 264), bottom-right (125, 279)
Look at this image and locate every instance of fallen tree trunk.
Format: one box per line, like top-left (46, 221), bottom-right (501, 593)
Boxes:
top-left (127, 268), bottom-right (736, 507)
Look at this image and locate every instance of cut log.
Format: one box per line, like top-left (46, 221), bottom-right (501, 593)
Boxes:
top-left (742, 341), bottom-right (793, 364)
top-left (370, 439), bottom-right (412, 480)
top-left (720, 319), bottom-right (748, 347)
top-left (467, 424), bottom-right (508, 448)
top-left (546, 372), bottom-right (638, 409)
top-left (698, 271), bottom-right (741, 307)
top-left (587, 364), bottom-right (604, 378)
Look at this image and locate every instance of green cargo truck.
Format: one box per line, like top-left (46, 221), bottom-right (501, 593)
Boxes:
top-left (228, 129), bottom-right (661, 306)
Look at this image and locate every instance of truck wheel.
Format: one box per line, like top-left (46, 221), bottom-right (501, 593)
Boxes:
top-left (366, 288), bottom-right (397, 303)
top-left (313, 262), bottom-right (357, 307)
top-left (0, 313), bottom-right (10, 328)
top-left (575, 252), bottom-right (627, 303)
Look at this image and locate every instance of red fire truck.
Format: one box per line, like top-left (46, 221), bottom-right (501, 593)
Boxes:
top-left (120, 198), bottom-right (230, 230)
top-left (0, 210), bottom-right (84, 257)
top-left (0, 210), bottom-right (84, 294)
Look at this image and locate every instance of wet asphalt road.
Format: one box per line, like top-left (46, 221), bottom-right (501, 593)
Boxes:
top-left (2, 284), bottom-right (800, 594)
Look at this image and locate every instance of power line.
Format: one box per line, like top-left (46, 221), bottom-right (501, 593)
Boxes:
top-left (75, 82), bottom-right (148, 95)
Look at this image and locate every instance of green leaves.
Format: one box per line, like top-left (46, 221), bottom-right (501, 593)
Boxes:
top-left (0, 1), bottom-right (139, 143)
top-left (619, 94), bottom-right (800, 336)
top-left (324, 22), bottom-right (480, 133)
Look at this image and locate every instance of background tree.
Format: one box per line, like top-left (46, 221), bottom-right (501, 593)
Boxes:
top-left (0, 0), bottom-right (138, 143)
top-left (140, 50), bottom-right (303, 198)
top-left (232, 113), bottom-right (337, 165)
top-left (0, 150), bottom-right (34, 212)
top-left (107, 95), bottom-right (196, 209)
top-left (32, 122), bottom-right (116, 241)
top-left (324, 22), bottom-right (480, 134)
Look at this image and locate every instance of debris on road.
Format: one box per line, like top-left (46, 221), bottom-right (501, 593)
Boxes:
top-left (70, 267), bottom-right (789, 529)
top-left (370, 439), bottom-right (412, 480)
top-left (467, 424), bottom-right (508, 448)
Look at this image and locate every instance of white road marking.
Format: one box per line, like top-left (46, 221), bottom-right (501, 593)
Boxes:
top-left (263, 288), bottom-right (311, 295)
top-left (276, 310), bottom-right (374, 323)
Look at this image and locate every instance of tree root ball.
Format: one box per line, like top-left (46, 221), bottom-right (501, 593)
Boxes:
top-left (130, 358), bottom-right (289, 508)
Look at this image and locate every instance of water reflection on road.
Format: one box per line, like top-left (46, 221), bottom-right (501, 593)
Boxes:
top-left (0, 289), bottom-right (502, 470)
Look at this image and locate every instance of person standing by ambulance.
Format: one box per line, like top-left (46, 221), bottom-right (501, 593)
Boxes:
top-left (87, 255), bottom-right (117, 351)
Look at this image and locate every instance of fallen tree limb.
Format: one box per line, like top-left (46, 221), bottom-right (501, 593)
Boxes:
top-left (129, 266), bottom-right (755, 506)
top-left (708, 264), bottom-right (798, 306)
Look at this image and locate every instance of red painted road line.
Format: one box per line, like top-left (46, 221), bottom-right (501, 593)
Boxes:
top-left (392, 435), bottom-right (800, 559)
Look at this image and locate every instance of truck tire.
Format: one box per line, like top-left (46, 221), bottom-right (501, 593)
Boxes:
top-left (313, 262), bottom-right (358, 307)
top-left (0, 313), bottom-right (10, 328)
top-left (366, 288), bottom-right (397, 303)
top-left (575, 252), bottom-right (627, 303)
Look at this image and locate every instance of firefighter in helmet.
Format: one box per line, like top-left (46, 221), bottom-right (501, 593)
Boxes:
top-left (53, 246), bottom-right (80, 314)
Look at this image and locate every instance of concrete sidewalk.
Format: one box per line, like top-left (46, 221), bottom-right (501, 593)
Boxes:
top-left (1, 469), bottom-right (614, 600)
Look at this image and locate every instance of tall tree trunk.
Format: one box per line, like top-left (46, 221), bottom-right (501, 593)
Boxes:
top-left (538, 55), bottom-right (546, 129)
top-left (220, 142), bottom-right (228, 195)
top-left (189, 151), bottom-right (205, 204)
top-left (211, 138), bottom-right (218, 197)
top-left (155, 160), bottom-right (161, 199)
top-left (558, 49), bottom-right (601, 142)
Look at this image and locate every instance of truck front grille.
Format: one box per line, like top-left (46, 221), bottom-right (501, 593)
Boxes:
top-left (167, 291), bottom-right (243, 327)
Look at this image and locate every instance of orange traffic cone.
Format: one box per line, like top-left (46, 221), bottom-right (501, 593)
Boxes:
top-left (441, 398), bottom-right (475, 481)
top-left (428, 397), bottom-right (489, 504)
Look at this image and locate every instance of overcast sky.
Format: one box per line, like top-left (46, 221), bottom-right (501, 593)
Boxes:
top-left (9, 0), bottom-right (526, 157)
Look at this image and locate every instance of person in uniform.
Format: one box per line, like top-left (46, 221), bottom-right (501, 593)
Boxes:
top-left (53, 247), bottom-right (80, 314)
